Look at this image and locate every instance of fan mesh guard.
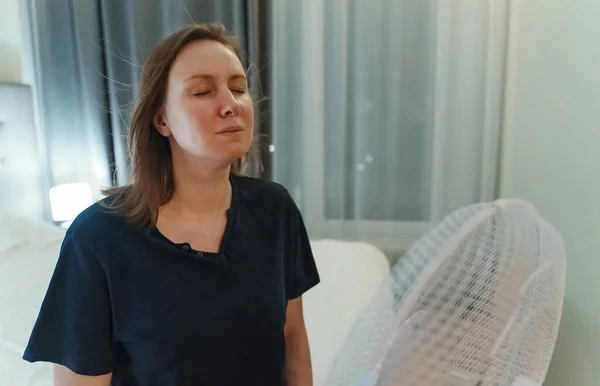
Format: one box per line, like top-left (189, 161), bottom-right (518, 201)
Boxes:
top-left (323, 200), bottom-right (566, 386)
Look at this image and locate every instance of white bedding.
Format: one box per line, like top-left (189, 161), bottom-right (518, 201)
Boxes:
top-left (0, 213), bottom-right (64, 386)
top-left (304, 239), bottom-right (391, 385)
top-left (0, 213), bottom-right (391, 386)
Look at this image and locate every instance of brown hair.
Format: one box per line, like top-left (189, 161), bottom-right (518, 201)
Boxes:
top-left (102, 22), bottom-right (256, 228)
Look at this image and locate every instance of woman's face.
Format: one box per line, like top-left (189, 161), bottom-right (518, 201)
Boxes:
top-left (155, 40), bottom-right (254, 167)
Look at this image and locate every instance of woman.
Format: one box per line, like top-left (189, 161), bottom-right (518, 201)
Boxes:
top-left (23, 22), bottom-right (320, 386)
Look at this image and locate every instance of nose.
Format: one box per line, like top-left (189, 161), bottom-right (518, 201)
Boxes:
top-left (219, 90), bottom-right (241, 118)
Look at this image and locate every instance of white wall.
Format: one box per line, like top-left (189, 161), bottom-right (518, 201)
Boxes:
top-left (500, 0), bottom-right (600, 384)
top-left (0, 0), bottom-right (22, 83)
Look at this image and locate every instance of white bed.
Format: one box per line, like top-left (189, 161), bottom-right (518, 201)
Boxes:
top-left (0, 212), bottom-right (63, 385)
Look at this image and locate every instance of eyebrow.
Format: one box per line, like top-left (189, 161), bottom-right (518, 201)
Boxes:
top-left (183, 74), bottom-right (247, 83)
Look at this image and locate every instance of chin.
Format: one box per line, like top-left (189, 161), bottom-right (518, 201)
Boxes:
top-left (223, 142), bottom-right (252, 159)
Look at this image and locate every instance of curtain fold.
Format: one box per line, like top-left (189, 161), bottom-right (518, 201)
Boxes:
top-left (22, 0), bottom-right (270, 214)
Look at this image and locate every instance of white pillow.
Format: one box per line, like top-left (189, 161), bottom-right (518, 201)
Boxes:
top-left (304, 239), bottom-right (391, 386)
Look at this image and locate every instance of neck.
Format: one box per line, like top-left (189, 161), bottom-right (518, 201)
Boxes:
top-left (164, 159), bottom-right (233, 217)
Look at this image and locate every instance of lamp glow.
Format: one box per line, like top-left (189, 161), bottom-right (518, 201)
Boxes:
top-left (49, 183), bottom-right (93, 222)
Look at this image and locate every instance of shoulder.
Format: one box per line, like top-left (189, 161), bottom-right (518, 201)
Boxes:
top-left (232, 174), bottom-right (296, 210)
top-left (65, 197), bottom-right (134, 248)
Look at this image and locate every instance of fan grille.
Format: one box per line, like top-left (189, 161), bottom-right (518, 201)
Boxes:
top-left (323, 200), bottom-right (566, 386)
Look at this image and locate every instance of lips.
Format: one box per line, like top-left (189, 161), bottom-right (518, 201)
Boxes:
top-left (217, 125), bottom-right (244, 134)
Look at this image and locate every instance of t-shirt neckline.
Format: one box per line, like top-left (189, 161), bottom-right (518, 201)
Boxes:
top-left (149, 173), bottom-right (239, 259)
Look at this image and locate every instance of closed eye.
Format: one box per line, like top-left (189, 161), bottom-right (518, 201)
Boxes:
top-left (231, 89), bottom-right (246, 94)
top-left (193, 91), bottom-right (211, 96)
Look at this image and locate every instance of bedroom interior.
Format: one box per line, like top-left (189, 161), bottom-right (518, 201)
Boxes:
top-left (1, 0), bottom-right (599, 385)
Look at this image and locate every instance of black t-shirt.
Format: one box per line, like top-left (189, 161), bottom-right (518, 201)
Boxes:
top-left (23, 175), bottom-right (320, 385)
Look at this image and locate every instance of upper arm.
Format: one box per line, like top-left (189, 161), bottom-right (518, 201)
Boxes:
top-left (54, 364), bottom-right (112, 386)
top-left (285, 193), bottom-right (320, 301)
top-left (284, 297), bottom-right (306, 339)
top-left (23, 233), bottom-right (115, 376)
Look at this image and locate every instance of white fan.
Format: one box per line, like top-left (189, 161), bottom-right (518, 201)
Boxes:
top-left (323, 199), bottom-right (566, 386)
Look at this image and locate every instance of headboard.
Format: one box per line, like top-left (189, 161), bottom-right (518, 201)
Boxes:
top-left (0, 83), bottom-right (45, 220)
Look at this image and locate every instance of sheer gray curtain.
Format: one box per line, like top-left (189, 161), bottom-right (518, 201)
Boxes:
top-left (270, 0), bottom-right (508, 252)
top-left (321, 0), bottom-right (436, 223)
top-left (21, 0), bottom-right (270, 219)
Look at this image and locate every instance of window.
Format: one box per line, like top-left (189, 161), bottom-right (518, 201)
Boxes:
top-left (270, 0), bottom-right (508, 252)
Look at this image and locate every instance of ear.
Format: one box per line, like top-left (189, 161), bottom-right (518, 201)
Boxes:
top-left (153, 109), bottom-right (171, 137)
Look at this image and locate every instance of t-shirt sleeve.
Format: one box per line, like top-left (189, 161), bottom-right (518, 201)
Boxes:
top-left (286, 194), bottom-right (320, 300)
top-left (22, 232), bottom-right (115, 376)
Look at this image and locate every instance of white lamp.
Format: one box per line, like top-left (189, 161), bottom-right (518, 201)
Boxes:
top-left (48, 183), bottom-right (94, 224)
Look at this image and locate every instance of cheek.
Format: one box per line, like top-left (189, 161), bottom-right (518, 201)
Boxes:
top-left (169, 102), bottom-right (214, 140)
top-left (185, 104), bottom-right (214, 131)
top-left (241, 99), bottom-right (255, 128)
